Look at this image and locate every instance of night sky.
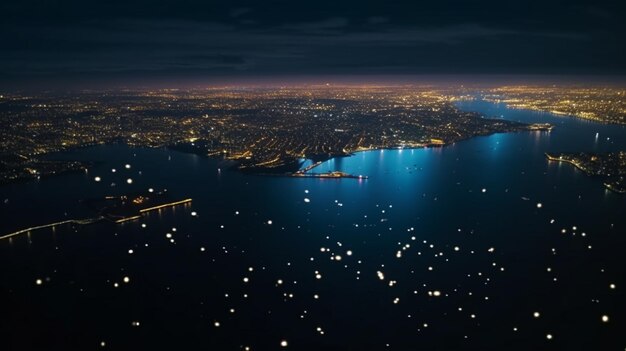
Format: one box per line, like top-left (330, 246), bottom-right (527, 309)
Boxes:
top-left (1, 0), bottom-right (625, 87)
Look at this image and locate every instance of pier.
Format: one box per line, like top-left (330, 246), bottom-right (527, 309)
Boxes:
top-left (291, 161), bottom-right (367, 179)
top-left (292, 171), bottom-right (368, 179)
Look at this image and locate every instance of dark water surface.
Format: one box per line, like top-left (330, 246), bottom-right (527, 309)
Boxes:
top-left (1, 100), bottom-right (625, 350)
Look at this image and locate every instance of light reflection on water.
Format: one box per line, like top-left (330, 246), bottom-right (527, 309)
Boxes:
top-left (0, 100), bottom-right (624, 350)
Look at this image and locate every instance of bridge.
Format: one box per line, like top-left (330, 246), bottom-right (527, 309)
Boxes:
top-left (0, 217), bottom-right (103, 240)
top-left (1, 198), bottom-right (193, 241)
top-left (295, 161), bottom-right (323, 174)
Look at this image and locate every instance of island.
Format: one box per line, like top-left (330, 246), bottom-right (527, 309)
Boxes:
top-left (546, 151), bottom-right (626, 193)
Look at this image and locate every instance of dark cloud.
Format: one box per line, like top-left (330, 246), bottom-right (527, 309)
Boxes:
top-left (229, 7), bottom-right (252, 18)
top-left (0, 0), bottom-right (624, 87)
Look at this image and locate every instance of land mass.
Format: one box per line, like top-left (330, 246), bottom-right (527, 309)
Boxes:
top-left (546, 151), bottom-right (626, 193)
top-left (483, 86), bottom-right (626, 124)
top-left (0, 86), bottom-right (558, 182)
top-left (0, 153), bottom-right (89, 185)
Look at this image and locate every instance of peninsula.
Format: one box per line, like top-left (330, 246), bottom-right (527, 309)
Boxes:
top-left (546, 151), bottom-right (626, 193)
top-left (1, 86), bottom-right (554, 181)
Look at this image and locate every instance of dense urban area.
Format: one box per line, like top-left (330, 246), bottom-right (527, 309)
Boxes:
top-left (546, 151), bottom-right (626, 193)
top-left (0, 86), bottom-right (552, 183)
top-left (484, 86), bottom-right (626, 124)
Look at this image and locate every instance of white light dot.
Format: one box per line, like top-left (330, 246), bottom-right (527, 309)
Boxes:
top-left (267, 220), bottom-right (273, 225)
top-left (214, 321), bottom-right (220, 327)
top-left (35, 279), bottom-right (43, 285)
top-left (280, 340), bottom-right (288, 347)
top-left (533, 312), bottom-right (540, 318)
top-left (304, 198), bottom-right (310, 203)
top-left (191, 211), bottom-right (197, 216)
top-left (94, 176), bottom-right (101, 182)
top-left (123, 276), bottom-right (130, 283)
top-left (128, 249), bottom-right (134, 254)
top-left (602, 315), bottom-right (609, 323)
top-left (125, 164), bottom-right (131, 169)
top-left (537, 202), bottom-right (543, 208)
top-left (546, 334), bottom-right (553, 340)
top-left (126, 178), bottom-right (133, 184)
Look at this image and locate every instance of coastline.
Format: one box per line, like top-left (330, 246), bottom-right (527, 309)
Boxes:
top-left (0, 122), bottom-right (553, 187)
top-left (545, 153), bottom-right (626, 194)
top-left (480, 98), bottom-right (626, 126)
top-left (168, 120), bottom-right (550, 177)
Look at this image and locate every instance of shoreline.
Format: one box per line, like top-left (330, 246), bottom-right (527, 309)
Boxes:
top-left (0, 123), bottom-right (553, 187)
top-left (545, 153), bottom-right (626, 194)
top-left (173, 121), bottom-right (551, 176)
top-left (480, 98), bottom-right (626, 126)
